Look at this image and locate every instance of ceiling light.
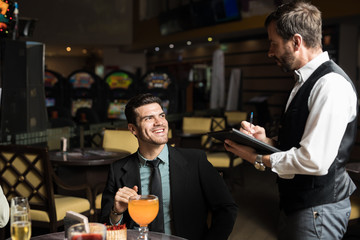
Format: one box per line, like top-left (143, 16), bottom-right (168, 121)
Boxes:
top-left (155, 47), bottom-right (160, 52)
top-left (208, 37), bottom-right (213, 42)
top-left (169, 44), bottom-right (174, 49)
top-left (186, 41), bottom-right (192, 46)
top-left (66, 46), bottom-right (71, 52)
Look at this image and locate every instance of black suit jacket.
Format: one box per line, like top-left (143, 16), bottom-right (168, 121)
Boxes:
top-left (100, 145), bottom-right (238, 240)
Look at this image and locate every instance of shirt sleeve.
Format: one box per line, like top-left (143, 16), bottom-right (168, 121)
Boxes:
top-left (270, 73), bottom-right (357, 178)
top-left (0, 186), bottom-right (9, 228)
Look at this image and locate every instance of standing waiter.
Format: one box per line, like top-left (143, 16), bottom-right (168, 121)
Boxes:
top-left (224, 1), bottom-right (358, 239)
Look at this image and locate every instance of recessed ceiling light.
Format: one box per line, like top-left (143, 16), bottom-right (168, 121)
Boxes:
top-left (169, 44), bottom-right (174, 49)
top-left (66, 47), bottom-right (71, 52)
top-left (186, 41), bottom-right (192, 46)
top-left (208, 37), bottom-right (213, 42)
top-left (155, 47), bottom-right (160, 52)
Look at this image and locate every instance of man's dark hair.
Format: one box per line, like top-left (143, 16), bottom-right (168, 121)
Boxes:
top-left (125, 93), bottom-right (163, 125)
top-left (265, 1), bottom-right (322, 49)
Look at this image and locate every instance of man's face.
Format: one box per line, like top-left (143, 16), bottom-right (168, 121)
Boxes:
top-left (132, 103), bottom-right (168, 146)
top-left (267, 21), bottom-right (295, 72)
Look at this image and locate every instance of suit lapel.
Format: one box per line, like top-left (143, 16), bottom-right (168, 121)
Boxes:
top-left (169, 146), bottom-right (190, 192)
top-left (120, 154), bottom-right (142, 194)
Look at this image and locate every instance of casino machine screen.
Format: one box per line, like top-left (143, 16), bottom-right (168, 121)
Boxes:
top-left (144, 72), bottom-right (171, 114)
top-left (105, 70), bottom-right (135, 120)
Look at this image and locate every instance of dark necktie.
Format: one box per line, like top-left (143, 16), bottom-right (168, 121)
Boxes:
top-left (147, 158), bottom-right (164, 232)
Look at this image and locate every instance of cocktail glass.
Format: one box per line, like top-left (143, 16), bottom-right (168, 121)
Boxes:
top-left (68, 222), bottom-right (106, 240)
top-left (128, 195), bottom-right (159, 240)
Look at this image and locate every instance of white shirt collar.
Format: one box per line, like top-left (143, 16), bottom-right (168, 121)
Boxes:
top-left (295, 51), bottom-right (330, 83)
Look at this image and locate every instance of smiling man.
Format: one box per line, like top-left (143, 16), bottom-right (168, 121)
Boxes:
top-left (100, 93), bottom-right (238, 240)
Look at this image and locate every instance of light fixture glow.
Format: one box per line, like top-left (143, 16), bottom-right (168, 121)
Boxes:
top-left (155, 47), bottom-right (160, 52)
top-left (186, 41), bottom-right (192, 46)
top-left (208, 37), bottom-right (213, 42)
top-left (169, 44), bottom-right (174, 49)
top-left (66, 46), bottom-right (71, 52)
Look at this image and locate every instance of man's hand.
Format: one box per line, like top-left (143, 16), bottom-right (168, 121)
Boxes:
top-left (224, 139), bottom-right (272, 168)
top-left (240, 121), bottom-right (271, 145)
top-left (113, 186), bottom-right (138, 214)
top-left (240, 120), bottom-right (255, 135)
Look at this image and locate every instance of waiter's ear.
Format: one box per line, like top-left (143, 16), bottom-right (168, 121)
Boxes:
top-left (293, 34), bottom-right (302, 50)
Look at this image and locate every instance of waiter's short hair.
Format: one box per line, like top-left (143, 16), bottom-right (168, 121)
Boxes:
top-left (265, 1), bottom-right (322, 49)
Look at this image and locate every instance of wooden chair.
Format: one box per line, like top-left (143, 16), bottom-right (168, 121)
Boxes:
top-left (95, 129), bottom-right (139, 216)
top-left (350, 195), bottom-right (360, 220)
top-left (182, 117), bottom-right (213, 134)
top-left (203, 117), bottom-right (228, 148)
top-left (224, 111), bottom-right (248, 128)
top-left (102, 129), bottom-right (139, 154)
top-left (181, 117), bottom-right (213, 148)
top-left (0, 144), bottom-right (93, 233)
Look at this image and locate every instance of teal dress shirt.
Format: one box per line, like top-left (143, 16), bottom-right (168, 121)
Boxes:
top-left (138, 144), bottom-right (173, 234)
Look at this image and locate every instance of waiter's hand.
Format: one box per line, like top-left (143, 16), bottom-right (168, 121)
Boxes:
top-left (241, 121), bottom-right (268, 143)
top-left (113, 186), bottom-right (138, 214)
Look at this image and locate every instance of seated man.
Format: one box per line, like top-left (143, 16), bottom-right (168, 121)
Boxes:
top-left (100, 93), bottom-right (238, 240)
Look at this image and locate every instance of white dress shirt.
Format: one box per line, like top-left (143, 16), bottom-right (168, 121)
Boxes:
top-left (270, 52), bottom-right (358, 179)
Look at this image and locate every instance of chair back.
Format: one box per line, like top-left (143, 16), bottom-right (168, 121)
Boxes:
top-left (0, 144), bottom-right (92, 233)
top-left (224, 111), bottom-right (248, 128)
top-left (182, 117), bottom-right (212, 134)
top-left (211, 117), bottom-right (227, 131)
top-left (204, 117), bottom-right (228, 149)
top-left (102, 129), bottom-right (138, 154)
top-left (0, 144), bottom-right (57, 223)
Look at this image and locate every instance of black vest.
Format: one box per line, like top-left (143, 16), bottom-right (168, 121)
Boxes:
top-left (277, 60), bottom-right (357, 214)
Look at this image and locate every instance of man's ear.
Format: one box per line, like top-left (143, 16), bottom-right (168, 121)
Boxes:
top-left (293, 34), bottom-right (302, 49)
top-left (128, 123), bottom-right (137, 137)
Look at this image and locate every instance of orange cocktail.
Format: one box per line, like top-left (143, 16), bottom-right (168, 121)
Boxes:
top-left (128, 195), bottom-right (159, 227)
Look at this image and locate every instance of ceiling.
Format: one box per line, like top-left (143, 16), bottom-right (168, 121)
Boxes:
top-left (18, 0), bottom-right (133, 56)
top-left (14, 0), bottom-right (360, 58)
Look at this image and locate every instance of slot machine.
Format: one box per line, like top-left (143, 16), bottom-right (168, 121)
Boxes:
top-left (44, 69), bottom-right (71, 119)
top-left (140, 71), bottom-right (178, 114)
top-left (67, 70), bottom-right (103, 124)
top-left (104, 69), bottom-right (137, 121)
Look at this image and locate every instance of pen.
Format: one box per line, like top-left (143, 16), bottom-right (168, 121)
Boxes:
top-left (249, 112), bottom-right (254, 127)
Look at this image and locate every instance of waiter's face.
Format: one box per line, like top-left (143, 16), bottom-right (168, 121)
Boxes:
top-left (267, 21), bottom-right (295, 72)
top-left (132, 103), bottom-right (168, 146)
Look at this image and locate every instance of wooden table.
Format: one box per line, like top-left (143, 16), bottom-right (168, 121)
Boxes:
top-left (27, 229), bottom-right (188, 240)
top-left (49, 148), bottom-right (130, 166)
top-left (49, 148), bottom-right (131, 199)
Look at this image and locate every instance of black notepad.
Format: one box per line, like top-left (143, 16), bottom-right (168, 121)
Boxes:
top-left (207, 128), bottom-right (281, 154)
